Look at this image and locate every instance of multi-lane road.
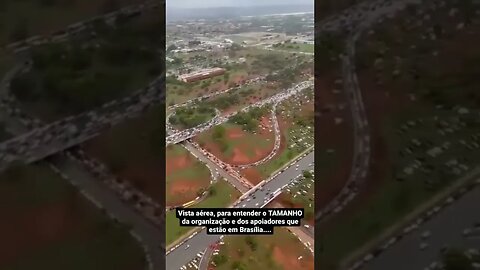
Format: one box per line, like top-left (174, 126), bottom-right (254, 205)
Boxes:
top-left (364, 186), bottom-right (480, 270)
top-left (166, 79), bottom-right (313, 145)
top-left (48, 155), bottom-right (164, 268)
top-left (166, 151), bottom-right (314, 270)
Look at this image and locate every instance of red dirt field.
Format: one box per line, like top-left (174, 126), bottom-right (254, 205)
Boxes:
top-left (239, 114), bottom-right (289, 185)
top-left (199, 123), bottom-right (275, 167)
top-left (166, 154), bottom-right (190, 176)
top-left (205, 74), bottom-right (247, 93)
top-left (0, 202), bottom-right (81, 266)
top-left (239, 167), bottom-right (263, 185)
top-left (167, 178), bottom-right (206, 206)
top-left (226, 128), bottom-right (243, 139)
top-left (166, 147), bottom-right (211, 206)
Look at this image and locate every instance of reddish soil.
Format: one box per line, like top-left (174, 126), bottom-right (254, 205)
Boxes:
top-left (240, 115), bottom-right (289, 185)
top-left (167, 178), bottom-right (206, 206)
top-left (231, 148), bottom-right (251, 164)
top-left (239, 168), bottom-right (263, 185)
top-left (226, 128), bottom-right (244, 139)
top-left (165, 148), bottom-right (212, 206)
top-left (199, 125), bottom-right (275, 167)
top-left (206, 75), bottom-right (246, 93)
top-left (0, 202), bottom-right (83, 267)
top-left (259, 116), bottom-right (273, 129)
top-left (166, 154), bottom-right (191, 176)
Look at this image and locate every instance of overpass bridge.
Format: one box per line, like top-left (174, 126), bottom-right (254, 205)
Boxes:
top-left (0, 75), bottom-right (164, 171)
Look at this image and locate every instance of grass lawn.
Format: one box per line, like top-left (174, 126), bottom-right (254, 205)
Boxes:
top-left (166, 70), bottom-right (248, 107)
top-left (318, 101), bottom-right (480, 270)
top-left (166, 179), bottom-right (240, 245)
top-left (12, 10), bottom-right (162, 121)
top-left (197, 122), bottom-right (274, 163)
top-left (212, 227), bottom-right (314, 270)
top-left (166, 144), bottom-right (212, 206)
top-left (275, 43), bottom-right (314, 53)
top-left (203, 81), bottom-right (272, 113)
top-left (166, 160), bottom-right (211, 206)
top-left (284, 172), bottom-right (315, 211)
top-left (319, 2), bottom-right (480, 268)
top-left (169, 105), bottom-right (217, 130)
top-left (0, 163), bottom-right (145, 270)
top-left (256, 120), bottom-right (313, 178)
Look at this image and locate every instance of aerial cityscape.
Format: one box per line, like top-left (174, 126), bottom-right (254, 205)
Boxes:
top-left (0, 0), bottom-right (478, 270)
top-left (165, 1), bottom-right (315, 269)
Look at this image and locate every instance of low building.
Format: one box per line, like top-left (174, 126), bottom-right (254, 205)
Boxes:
top-left (178, 68), bottom-right (225, 83)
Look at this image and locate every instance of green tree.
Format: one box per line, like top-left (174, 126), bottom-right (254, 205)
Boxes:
top-left (302, 170), bottom-right (313, 179)
top-left (231, 261), bottom-right (246, 270)
top-left (209, 185), bottom-right (217, 196)
top-left (212, 125), bottom-right (226, 140)
top-left (212, 254), bottom-right (228, 266)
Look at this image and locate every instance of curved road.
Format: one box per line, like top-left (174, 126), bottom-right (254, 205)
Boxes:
top-left (315, 0), bottom-right (423, 223)
top-left (166, 151), bottom-right (314, 270)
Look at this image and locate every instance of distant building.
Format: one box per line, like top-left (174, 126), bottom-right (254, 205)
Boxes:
top-left (178, 68), bottom-right (225, 83)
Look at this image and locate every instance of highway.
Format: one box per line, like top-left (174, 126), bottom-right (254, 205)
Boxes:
top-left (0, 73), bottom-right (166, 270)
top-left (166, 151), bottom-right (314, 270)
top-left (363, 186), bottom-right (480, 270)
top-left (182, 141), bottom-right (250, 193)
top-left (48, 155), bottom-right (164, 268)
top-left (0, 71), bottom-right (164, 170)
top-left (166, 79), bottom-right (313, 145)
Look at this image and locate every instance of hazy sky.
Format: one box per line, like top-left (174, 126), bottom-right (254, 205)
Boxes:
top-left (167, 0), bottom-right (313, 8)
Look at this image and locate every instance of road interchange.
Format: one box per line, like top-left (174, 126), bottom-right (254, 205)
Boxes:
top-left (166, 151), bottom-right (314, 270)
top-left (0, 1), bottom-right (464, 268)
